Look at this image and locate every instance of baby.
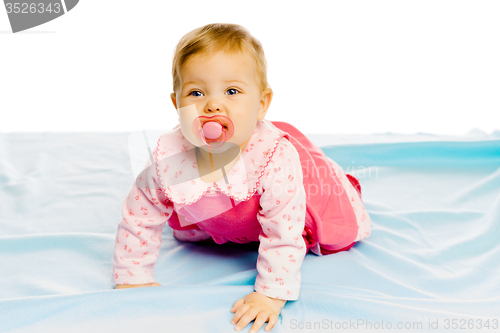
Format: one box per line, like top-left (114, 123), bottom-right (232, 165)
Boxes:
top-left (112, 23), bottom-right (371, 333)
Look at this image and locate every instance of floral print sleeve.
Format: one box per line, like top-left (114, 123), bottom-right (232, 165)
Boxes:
top-left (254, 138), bottom-right (308, 301)
top-left (111, 162), bottom-right (174, 285)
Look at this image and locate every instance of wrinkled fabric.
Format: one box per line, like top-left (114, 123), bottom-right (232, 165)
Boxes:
top-left (1, 131), bottom-right (499, 333)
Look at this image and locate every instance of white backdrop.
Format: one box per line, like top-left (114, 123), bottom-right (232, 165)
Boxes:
top-left (1, 0), bottom-right (499, 135)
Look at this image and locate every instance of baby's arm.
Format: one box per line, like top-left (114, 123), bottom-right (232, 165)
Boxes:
top-left (254, 139), bottom-right (308, 300)
top-left (231, 139), bottom-right (307, 332)
top-left (112, 165), bottom-right (173, 288)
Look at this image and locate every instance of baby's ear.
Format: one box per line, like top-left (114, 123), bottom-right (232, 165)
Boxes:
top-left (258, 88), bottom-right (273, 120)
top-left (170, 93), bottom-right (178, 112)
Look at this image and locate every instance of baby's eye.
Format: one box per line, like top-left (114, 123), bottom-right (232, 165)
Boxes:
top-left (189, 90), bottom-right (203, 97)
top-left (226, 88), bottom-right (239, 96)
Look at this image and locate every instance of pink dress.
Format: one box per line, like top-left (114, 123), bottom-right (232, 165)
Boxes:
top-left (112, 120), bottom-right (371, 300)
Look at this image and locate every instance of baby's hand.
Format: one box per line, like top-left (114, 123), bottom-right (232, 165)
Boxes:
top-left (114, 282), bottom-right (161, 289)
top-left (230, 291), bottom-right (286, 333)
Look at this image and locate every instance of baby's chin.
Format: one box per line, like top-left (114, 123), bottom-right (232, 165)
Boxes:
top-left (194, 140), bottom-right (242, 155)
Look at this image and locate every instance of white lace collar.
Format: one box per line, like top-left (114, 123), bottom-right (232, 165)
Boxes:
top-left (154, 120), bottom-right (288, 205)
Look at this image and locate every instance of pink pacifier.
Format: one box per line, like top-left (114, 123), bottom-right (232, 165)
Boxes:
top-left (202, 122), bottom-right (223, 139)
top-left (192, 115), bottom-right (234, 149)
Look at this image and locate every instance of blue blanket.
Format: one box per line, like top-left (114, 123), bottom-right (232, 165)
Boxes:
top-left (1, 131), bottom-right (499, 333)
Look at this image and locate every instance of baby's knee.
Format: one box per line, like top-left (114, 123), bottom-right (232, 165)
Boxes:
top-left (172, 229), bottom-right (211, 242)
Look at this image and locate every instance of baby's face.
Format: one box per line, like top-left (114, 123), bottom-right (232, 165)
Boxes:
top-left (171, 51), bottom-right (271, 153)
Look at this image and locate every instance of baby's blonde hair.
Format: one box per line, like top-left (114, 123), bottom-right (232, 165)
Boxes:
top-left (172, 23), bottom-right (270, 94)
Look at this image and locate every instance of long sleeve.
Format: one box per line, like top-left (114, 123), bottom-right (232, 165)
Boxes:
top-left (254, 139), bottom-right (308, 300)
top-left (112, 161), bottom-right (173, 285)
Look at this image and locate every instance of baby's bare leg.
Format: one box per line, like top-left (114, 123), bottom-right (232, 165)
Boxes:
top-left (172, 228), bottom-right (211, 242)
top-left (115, 282), bottom-right (161, 289)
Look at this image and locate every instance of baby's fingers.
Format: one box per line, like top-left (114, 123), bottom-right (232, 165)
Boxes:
top-left (233, 306), bottom-right (261, 332)
top-left (264, 313), bottom-right (279, 332)
top-left (231, 303), bottom-right (250, 325)
top-left (249, 311), bottom-right (272, 333)
top-left (230, 298), bottom-right (245, 313)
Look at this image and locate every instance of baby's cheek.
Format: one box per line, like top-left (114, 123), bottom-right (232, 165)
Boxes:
top-left (232, 121), bottom-right (256, 142)
top-left (178, 105), bottom-right (203, 146)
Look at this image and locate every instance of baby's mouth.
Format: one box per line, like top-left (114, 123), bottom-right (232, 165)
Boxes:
top-left (192, 115), bottom-right (234, 146)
